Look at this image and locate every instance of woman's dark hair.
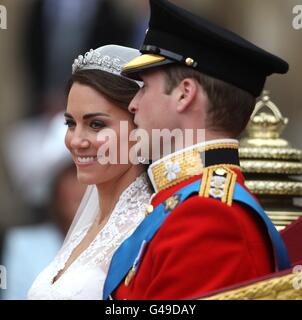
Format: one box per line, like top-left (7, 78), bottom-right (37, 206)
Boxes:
top-left (66, 69), bottom-right (140, 109)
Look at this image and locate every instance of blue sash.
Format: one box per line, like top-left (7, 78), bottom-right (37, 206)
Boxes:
top-left (103, 179), bottom-right (290, 300)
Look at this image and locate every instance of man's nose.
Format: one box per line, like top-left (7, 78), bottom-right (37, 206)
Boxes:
top-left (128, 92), bottom-right (140, 114)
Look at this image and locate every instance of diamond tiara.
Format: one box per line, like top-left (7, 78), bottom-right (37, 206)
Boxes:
top-left (72, 48), bottom-right (124, 75)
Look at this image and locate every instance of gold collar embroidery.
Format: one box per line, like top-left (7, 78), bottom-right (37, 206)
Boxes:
top-left (147, 140), bottom-right (240, 192)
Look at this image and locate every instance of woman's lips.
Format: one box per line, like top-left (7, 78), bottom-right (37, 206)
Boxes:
top-left (74, 155), bottom-right (98, 167)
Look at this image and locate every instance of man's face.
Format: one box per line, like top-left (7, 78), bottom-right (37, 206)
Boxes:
top-left (128, 69), bottom-right (177, 136)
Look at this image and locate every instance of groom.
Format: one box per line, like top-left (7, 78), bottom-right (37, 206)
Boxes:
top-left (103, 0), bottom-right (290, 300)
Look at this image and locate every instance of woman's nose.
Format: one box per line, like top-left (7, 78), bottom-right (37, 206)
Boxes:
top-left (70, 131), bottom-right (90, 149)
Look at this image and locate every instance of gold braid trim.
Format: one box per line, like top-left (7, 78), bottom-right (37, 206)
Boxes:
top-left (199, 166), bottom-right (210, 198)
top-left (222, 168), bottom-right (237, 206)
top-left (204, 143), bottom-right (239, 151)
top-left (150, 143), bottom-right (239, 192)
top-left (200, 273), bottom-right (302, 300)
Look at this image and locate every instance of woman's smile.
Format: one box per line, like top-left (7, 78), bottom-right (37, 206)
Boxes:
top-left (74, 154), bottom-right (98, 167)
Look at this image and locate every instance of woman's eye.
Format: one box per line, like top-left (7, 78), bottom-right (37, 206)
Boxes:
top-left (64, 119), bottom-right (75, 128)
top-left (90, 120), bottom-right (106, 130)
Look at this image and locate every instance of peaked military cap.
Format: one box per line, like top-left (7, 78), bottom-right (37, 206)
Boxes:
top-left (122, 0), bottom-right (289, 97)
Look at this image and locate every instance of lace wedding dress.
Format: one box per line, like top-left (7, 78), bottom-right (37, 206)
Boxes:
top-left (27, 173), bottom-right (152, 300)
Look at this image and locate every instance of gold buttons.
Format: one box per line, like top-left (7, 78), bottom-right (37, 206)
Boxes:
top-left (185, 57), bottom-right (194, 66)
top-left (215, 168), bottom-right (226, 176)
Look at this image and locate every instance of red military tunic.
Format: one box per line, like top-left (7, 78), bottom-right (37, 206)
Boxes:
top-left (113, 143), bottom-right (275, 300)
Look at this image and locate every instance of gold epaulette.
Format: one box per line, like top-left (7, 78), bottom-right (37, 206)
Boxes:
top-left (199, 165), bottom-right (238, 206)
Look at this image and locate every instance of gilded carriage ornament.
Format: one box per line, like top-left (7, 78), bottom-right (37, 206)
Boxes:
top-left (239, 91), bottom-right (302, 230)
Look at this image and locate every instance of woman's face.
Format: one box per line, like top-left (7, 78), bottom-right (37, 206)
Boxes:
top-left (65, 82), bottom-right (136, 185)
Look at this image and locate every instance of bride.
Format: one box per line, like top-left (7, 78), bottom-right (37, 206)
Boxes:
top-left (28, 45), bottom-right (153, 299)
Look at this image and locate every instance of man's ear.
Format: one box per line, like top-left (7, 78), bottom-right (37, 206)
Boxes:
top-left (175, 78), bottom-right (198, 113)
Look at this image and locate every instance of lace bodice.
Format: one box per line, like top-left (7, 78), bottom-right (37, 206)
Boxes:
top-left (27, 173), bottom-right (152, 300)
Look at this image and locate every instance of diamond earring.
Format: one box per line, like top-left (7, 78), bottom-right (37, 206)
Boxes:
top-left (138, 156), bottom-right (148, 164)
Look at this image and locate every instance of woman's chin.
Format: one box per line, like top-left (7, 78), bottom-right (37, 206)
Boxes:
top-left (77, 172), bottom-right (100, 185)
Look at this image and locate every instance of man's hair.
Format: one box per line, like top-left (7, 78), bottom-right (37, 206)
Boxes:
top-left (66, 69), bottom-right (139, 109)
top-left (163, 65), bottom-right (256, 137)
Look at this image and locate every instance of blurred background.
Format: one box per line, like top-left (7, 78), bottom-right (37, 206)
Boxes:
top-left (0, 0), bottom-right (301, 299)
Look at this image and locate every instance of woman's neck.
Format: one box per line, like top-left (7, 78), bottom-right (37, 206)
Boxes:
top-left (95, 165), bottom-right (145, 226)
